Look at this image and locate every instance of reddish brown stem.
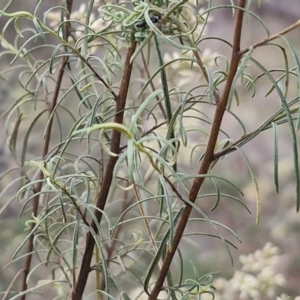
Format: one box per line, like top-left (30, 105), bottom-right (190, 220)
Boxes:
top-left (148, 1), bottom-right (246, 299)
top-left (20, 1), bottom-right (74, 299)
top-left (68, 42), bottom-right (137, 300)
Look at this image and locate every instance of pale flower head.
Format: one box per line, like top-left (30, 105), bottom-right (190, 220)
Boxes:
top-left (70, 3), bottom-right (87, 22)
top-left (276, 295), bottom-right (291, 300)
top-left (46, 10), bottom-right (62, 28)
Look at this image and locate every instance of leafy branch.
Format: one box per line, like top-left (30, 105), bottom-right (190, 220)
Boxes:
top-left (0, 8), bottom-right (118, 100)
top-left (68, 41), bottom-right (137, 300)
top-left (18, 1), bottom-right (74, 299)
top-left (1, 0), bottom-right (300, 299)
top-left (148, 1), bottom-right (246, 298)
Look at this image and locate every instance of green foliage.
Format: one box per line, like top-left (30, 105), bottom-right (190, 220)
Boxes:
top-left (0, 0), bottom-right (300, 299)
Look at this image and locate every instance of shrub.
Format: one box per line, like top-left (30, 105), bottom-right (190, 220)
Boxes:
top-left (0, 0), bottom-right (300, 299)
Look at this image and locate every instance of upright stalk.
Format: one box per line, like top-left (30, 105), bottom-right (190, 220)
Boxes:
top-left (20, 1), bottom-right (73, 299)
top-left (148, 1), bottom-right (246, 298)
top-left (68, 42), bottom-right (137, 300)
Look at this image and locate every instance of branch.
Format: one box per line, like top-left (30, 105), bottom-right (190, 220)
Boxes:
top-left (84, 59), bottom-right (118, 101)
top-left (68, 42), bottom-right (137, 300)
top-left (239, 19), bottom-right (300, 56)
top-left (3, 269), bottom-right (25, 300)
top-left (148, 1), bottom-right (246, 298)
top-left (193, 50), bottom-right (221, 104)
top-left (213, 101), bottom-right (300, 160)
top-left (20, 1), bottom-right (74, 299)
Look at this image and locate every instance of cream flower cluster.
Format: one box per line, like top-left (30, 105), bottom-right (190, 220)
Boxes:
top-left (212, 243), bottom-right (296, 300)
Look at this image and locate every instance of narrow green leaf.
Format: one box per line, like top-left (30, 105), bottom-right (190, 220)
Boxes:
top-left (281, 36), bottom-right (300, 130)
top-left (227, 47), bottom-right (253, 110)
top-left (272, 122), bottom-right (279, 194)
top-left (251, 57), bottom-right (299, 211)
top-left (8, 112), bottom-right (23, 159)
top-left (159, 175), bottom-right (174, 250)
top-left (21, 110), bottom-right (47, 167)
top-left (143, 208), bottom-right (183, 294)
top-left (33, 17), bottom-right (46, 40)
top-left (210, 178), bottom-right (220, 210)
top-left (0, 175), bottom-right (26, 215)
top-left (185, 196), bottom-right (236, 262)
top-left (235, 147), bottom-right (261, 225)
top-left (177, 248), bottom-right (184, 287)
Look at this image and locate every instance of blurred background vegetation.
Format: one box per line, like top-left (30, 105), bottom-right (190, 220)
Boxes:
top-left (0, 0), bottom-right (300, 298)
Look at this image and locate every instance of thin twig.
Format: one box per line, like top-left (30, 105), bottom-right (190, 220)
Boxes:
top-left (2, 269), bottom-right (25, 300)
top-left (213, 131), bottom-right (252, 160)
top-left (148, 1), bottom-right (246, 298)
top-left (239, 19), bottom-right (300, 56)
top-left (84, 59), bottom-right (118, 101)
top-left (68, 42), bottom-right (137, 300)
top-left (193, 50), bottom-right (221, 104)
top-left (20, 1), bottom-right (74, 299)
top-left (213, 100), bottom-right (300, 160)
